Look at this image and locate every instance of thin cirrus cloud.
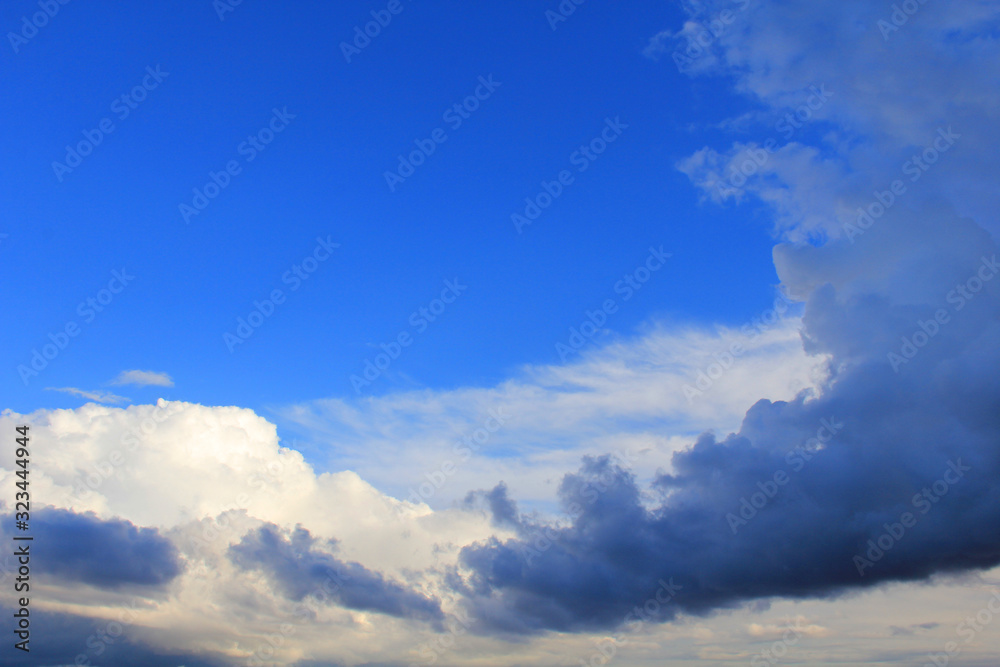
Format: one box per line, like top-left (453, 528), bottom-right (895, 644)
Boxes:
top-left (109, 369), bottom-right (175, 387)
top-left (45, 386), bottom-right (130, 404)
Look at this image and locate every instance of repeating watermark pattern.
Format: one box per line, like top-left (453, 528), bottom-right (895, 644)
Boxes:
top-left (65, 400), bottom-right (184, 504)
top-left (878, 0), bottom-right (931, 40)
top-left (726, 417), bottom-right (843, 534)
top-left (401, 408), bottom-right (509, 509)
top-left (7, 0), bottom-right (72, 54)
top-left (52, 66), bottom-right (169, 182)
top-left (919, 589), bottom-right (1000, 667)
top-left (384, 75), bottom-right (502, 192)
top-left (73, 598), bottom-right (142, 666)
top-left (545, 0), bottom-right (587, 31)
top-left (224, 236), bottom-right (339, 352)
top-left (516, 449), bottom-right (638, 565)
top-left (574, 577), bottom-right (682, 667)
top-left (179, 107), bottom-right (296, 223)
top-left (749, 617), bottom-right (811, 667)
top-left (555, 246), bottom-right (671, 362)
top-left (340, 0), bottom-right (413, 63)
top-left (17, 269), bottom-right (135, 386)
top-left (511, 117), bottom-right (628, 234)
top-left (214, 0), bottom-right (247, 21)
top-left (842, 127), bottom-right (959, 243)
top-left (716, 84), bottom-right (833, 200)
top-left (244, 567), bottom-right (350, 666)
top-left (351, 279), bottom-right (467, 392)
top-left (853, 459), bottom-right (970, 576)
top-left (683, 292), bottom-right (794, 403)
top-left (668, 0), bottom-right (753, 72)
top-left (408, 609), bottom-right (473, 667)
top-left (888, 254), bottom-right (997, 372)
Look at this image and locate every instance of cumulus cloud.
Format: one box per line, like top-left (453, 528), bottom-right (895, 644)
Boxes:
top-left (110, 369), bottom-right (174, 387)
top-left (4, 1), bottom-right (999, 662)
top-left (228, 523), bottom-right (444, 624)
top-left (446, 0), bottom-right (1000, 638)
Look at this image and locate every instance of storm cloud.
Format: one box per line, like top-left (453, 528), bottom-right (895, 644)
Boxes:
top-left (2, 507), bottom-right (182, 589)
top-left (228, 522), bottom-right (444, 624)
top-left (453, 0), bottom-right (1000, 636)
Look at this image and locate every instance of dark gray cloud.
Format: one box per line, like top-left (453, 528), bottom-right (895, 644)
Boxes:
top-left (2, 507), bottom-right (181, 589)
top-left (1, 605), bottom-right (223, 667)
top-left (456, 208), bottom-right (1000, 635)
top-left (228, 523), bottom-right (443, 624)
top-left (463, 481), bottom-right (521, 529)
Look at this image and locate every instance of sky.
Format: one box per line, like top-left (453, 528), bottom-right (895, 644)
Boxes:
top-left (2, 0), bottom-right (1000, 666)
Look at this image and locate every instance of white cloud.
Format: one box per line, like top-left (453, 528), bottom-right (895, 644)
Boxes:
top-left (44, 386), bottom-right (130, 404)
top-left (277, 314), bottom-right (827, 511)
top-left (110, 369), bottom-right (175, 387)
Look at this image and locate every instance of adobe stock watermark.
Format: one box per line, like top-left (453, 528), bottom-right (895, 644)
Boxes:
top-left (17, 268), bottom-right (135, 386)
top-left (224, 236), bottom-right (339, 352)
top-left (245, 567), bottom-right (351, 667)
top-left (7, 0), bottom-right (72, 54)
top-left (920, 589), bottom-right (1000, 667)
top-left (511, 116), bottom-right (628, 234)
top-left (853, 459), bottom-right (970, 576)
top-left (750, 617), bottom-right (812, 667)
top-left (72, 598), bottom-right (142, 666)
top-left (842, 127), bottom-right (959, 243)
top-left (66, 400), bottom-right (183, 503)
top-left (408, 608), bottom-right (473, 667)
top-left (401, 407), bottom-right (509, 508)
top-left (574, 577), bottom-right (683, 667)
top-left (726, 417), bottom-right (843, 534)
top-left (351, 278), bottom-right (467, 392)
top-left (213, 0), bottom-right (247, 21)
top-left (384, 75), bottom-right (502, 192)
top-left (517, 449), bottom-right (638, 566)
top-left (555, 245), bottom-right (671, 363)
top-left (191, 438), bottom-right (312, 551)
top-left (545, 0), bottom-right (586, 31)
top-left (669, 0), bottom-right (752, 72)
top-left (716, 84), bottom-right (833, 200)
top-left (52, 65), bottom-right (169, 182)
top-left (683, 292), bottom-right (794, 403)
top-left (179, 107), bottom-right (296, 224)
top-left (877, 0), bottom-right (931, 40)
top-left (340, 0), bottom-right (413, 63)
top-left (888, 254), bottom-right (998, 372)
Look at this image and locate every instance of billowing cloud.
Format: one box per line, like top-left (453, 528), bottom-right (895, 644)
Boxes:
top-left (449, 0), bottom-right (1000, 638)
top-left (3, 0), bottom-right (999, 663)
top-left (229, 523), bottom-right (444, 624)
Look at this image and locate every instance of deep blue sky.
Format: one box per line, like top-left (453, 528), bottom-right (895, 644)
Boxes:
top-left (0, 0), bottom-right (778, 414)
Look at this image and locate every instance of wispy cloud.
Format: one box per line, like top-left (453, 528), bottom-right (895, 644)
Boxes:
top-left (45, 387), bottom-right (130, 404)
top-left (110, 369), bottom-right (174, 387)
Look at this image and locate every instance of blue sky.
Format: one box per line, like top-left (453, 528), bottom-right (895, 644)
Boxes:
top-left (5, 1), bottom-right (1000, 666)
top-left (1, 0), bottom-right (780, 418)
